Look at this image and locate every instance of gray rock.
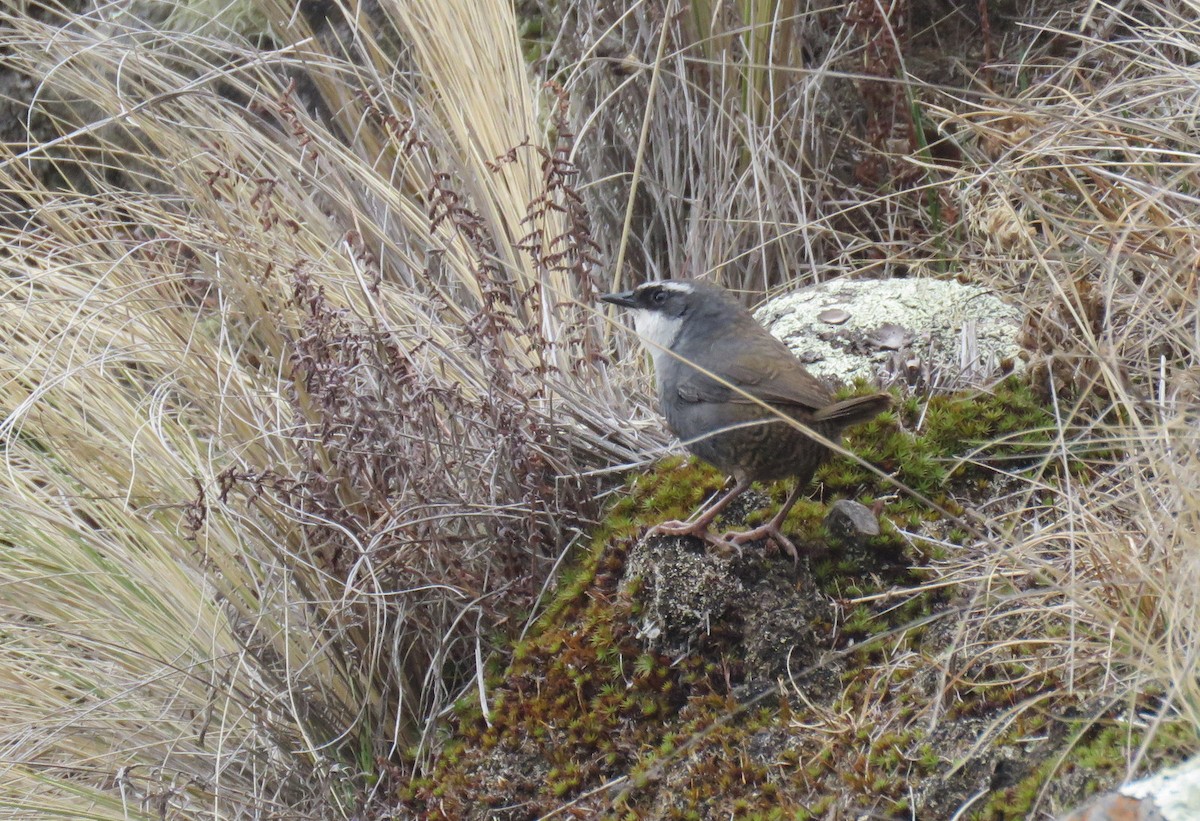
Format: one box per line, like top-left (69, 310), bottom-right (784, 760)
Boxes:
top-left (1060, 754), bottom-right (1200, 820)
top-left (1058, 793), bottom-right (1164, 820)
top-left (755, 278), bottom-right (1025, 389)
top-left (823, 499), bottom-right (881, 547)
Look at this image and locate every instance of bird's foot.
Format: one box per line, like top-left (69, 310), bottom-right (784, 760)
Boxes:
top-left (724, 523), bottom-right (800, 563)
top-left (648, 520), bottom-right (744, 558)
top-left (647, 519), bottom-right (708, 539)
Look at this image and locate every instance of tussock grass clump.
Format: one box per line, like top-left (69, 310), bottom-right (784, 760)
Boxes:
top-left (917, 2), bottom-right (1200, 750)
top-left (0, 0), bottom-right (655, 817)
top-left (540, 0), bottom-right (1200, 812)
top-left (550, 0), bottom-right (871, 290)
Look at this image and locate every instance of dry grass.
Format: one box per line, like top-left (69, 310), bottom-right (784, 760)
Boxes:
top-left (0, 0), bottom-right (654, 816)
top-left (0, 0), bottom-right (1198, 817)
top-left (919, 1), bottom-right (1200, 752)
top-left (555, 1), bottom-right (1200, 784)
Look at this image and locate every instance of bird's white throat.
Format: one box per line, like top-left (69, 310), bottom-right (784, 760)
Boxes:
top-left (632, 309), bottom-right (683, 367)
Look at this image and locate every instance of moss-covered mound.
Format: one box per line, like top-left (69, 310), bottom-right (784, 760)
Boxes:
top-left (401, 379), bottom-right (1192, 819)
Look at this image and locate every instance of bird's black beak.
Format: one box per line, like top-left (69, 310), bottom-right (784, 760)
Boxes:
top-left (600, 290), bottom-right (637, 308)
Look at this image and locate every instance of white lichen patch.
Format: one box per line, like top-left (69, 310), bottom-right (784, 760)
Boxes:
top-left (1122, 754), bottom-right (1200, 820)
top-left (754, 278), bottom-right (1025, 388)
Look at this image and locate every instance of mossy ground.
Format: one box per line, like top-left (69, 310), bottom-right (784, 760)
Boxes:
top-left (399, 379), bottom-right (1192, 819)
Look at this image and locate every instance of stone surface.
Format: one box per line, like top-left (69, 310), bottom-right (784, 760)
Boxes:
top-left (823, 499), bottom-right (881, 547)
top-left (1060, 794), bottom-right (1165, 821)
top-left (619, 533), bottom-right (829, 681)
top-left (1123, 755), bottom-right (1200, 814)
top-left (1060, 755), bottom-right (1200, 821)
top-left (755, 278), bottom-right (1024, 389)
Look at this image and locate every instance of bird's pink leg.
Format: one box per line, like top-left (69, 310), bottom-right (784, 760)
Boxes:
top-left (649, 477), bottom-right (752, 544)
top-left (724, 481), bottom-right (808, 562)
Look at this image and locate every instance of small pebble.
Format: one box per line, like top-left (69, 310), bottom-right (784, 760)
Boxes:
top-left (824, 499), bottom-right (881, 547)
top-left (872, 322), bottom-right (911, 350)
top-left (817, 308), bottom-right (850, 325)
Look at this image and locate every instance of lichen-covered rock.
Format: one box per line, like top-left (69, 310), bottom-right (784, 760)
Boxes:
top-left (1062, 754), bottom-right (1200, 821)
top-left (755, 278), bottom-right (1024, 389)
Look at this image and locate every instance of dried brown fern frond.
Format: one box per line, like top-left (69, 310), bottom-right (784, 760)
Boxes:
top-left (0, 1), bottom-right (655, 816)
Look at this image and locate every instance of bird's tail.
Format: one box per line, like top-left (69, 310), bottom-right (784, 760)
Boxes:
top-left (811, 392), bottom-right (893, 428)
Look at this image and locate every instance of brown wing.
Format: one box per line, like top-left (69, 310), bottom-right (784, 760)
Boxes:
top-left (674, 327), bottom-right (834, 411)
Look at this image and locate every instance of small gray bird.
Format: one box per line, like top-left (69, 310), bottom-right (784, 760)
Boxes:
top-left (602, 279), bottom-right (892, 559)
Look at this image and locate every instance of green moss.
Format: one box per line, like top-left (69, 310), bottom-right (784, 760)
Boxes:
top-left (970, 755), bottom-right (1057, 820)
top-left (834, 378), bottom-right (1059, 496)
top-left (398, 378), bottom-right (1128, 819)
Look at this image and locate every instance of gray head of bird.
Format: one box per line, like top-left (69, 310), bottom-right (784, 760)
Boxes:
top-left (600, 279), bottom-right (744, 367)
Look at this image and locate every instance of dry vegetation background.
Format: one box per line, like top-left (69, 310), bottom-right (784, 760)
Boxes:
top-left (0, 0), bottom-right (1197, 818)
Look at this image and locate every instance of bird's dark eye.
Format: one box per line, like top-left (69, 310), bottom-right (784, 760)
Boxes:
top-left (651, 289), bottom-right (667, 304)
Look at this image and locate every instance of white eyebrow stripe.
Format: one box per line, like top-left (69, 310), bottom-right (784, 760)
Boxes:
top-left (638, 280), bottom-right (693, 294)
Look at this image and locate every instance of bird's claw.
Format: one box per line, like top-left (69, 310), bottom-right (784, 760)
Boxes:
top-left (725, 525), bottom-right (800, 564)
top-left (647, 520), bottom-right (799, 564)
top-left (647, 519), bottom-right (705, 539)
top-left (647, 521), bottom-right (744, 559)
